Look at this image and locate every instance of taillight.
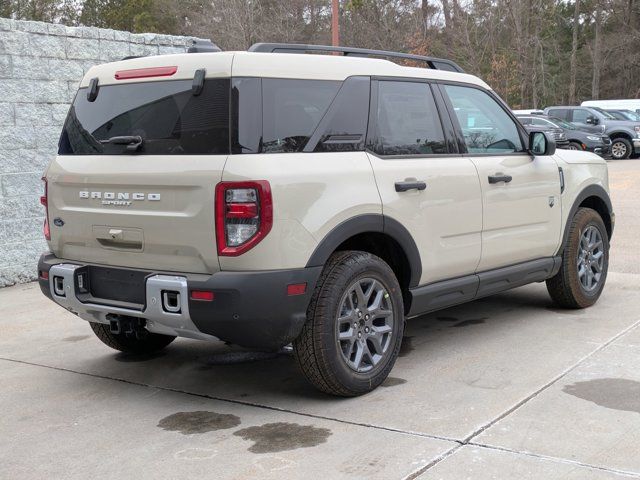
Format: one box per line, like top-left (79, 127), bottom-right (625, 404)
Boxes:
top-left (215, 181), bottom-right (273, 256)
top-left (41, 177), bottom-right (50, 241)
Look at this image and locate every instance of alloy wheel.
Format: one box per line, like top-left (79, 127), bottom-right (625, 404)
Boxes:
top-left (577, 225), bottom-right (604, 292)
top-left (611, 141), bottom-right (627, 159)
top-left (336, 277), bottom-right (394, 372)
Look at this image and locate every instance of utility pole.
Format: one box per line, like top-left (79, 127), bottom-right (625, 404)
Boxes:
top-left (332, 0), bottom-right (340, 46)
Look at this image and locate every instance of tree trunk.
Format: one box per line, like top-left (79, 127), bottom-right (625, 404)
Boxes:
top-left (441, 0), bottom-right (452, 29)
top-left (591, 0), bottom-right (602, 100)
top-left (569, 0), bottom-right (580, 104)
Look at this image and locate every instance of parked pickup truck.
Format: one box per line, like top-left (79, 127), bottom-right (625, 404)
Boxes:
top-left (545, 105), bottom-right (640, 159)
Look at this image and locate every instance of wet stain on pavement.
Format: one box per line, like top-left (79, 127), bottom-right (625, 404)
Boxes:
top-left (399, 336), bottom-right (414, 357)
top-left (452, 318), bottom-right (487, 328)
top-left (158, 411), bottom-right (241, 434)
top-left (380, 376), bottom-right (407, 387)
top-left (63, 335), bottom-right (90, 342)
top-left (563, 378), bottom-right (640, 414)
top-left (233, 422), bottom-right (331, 453)
top-left (114, 351), bottom-right (166, 362)
top-left (437, 316), bottom-right (459, 322)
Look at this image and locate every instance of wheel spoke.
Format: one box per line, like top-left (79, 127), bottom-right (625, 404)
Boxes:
top-left (354, 282), bottom-right (367, 309)
top-left (352, 341), bottom-right (365, 369)
top-left (368, 333), bottom-right (385, 355)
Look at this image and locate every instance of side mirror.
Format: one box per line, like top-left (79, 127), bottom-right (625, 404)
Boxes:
top-left (529, 131), bottom-right (556, 156)
top-left (586, 116), bottom-right (599, 125)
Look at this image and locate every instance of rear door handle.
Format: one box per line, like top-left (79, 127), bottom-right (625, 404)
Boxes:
top-left (395, 180), bottom-right (427, 192)
top-left (488, 174), bottom-right (513, 184)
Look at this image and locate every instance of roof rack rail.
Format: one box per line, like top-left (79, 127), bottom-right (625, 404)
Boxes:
top-left (248, 43), bottom-right (464, 73)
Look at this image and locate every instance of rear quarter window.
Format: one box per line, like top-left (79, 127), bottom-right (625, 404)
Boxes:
top-left (261, 79), bottom-right (340, 153)
top-left (59, 79), bottom-right (230, 155)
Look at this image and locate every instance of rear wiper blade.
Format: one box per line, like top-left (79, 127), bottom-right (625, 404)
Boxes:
top-left (99, 135), bottom-right (143, 152)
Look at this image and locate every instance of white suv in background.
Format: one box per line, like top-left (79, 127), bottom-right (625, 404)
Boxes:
top-left (39, 43), bottom-right (614, 396)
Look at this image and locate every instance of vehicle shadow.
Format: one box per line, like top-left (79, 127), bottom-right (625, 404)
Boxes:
top-left (81, 283), bottom-right (566, 401)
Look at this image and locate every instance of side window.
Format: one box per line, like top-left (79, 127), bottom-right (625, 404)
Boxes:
top-left (444, 84), bottom-right (524, 154)
top-left (312, 76), bottom-right (370, 152)
top-left (548, 109), bottom-right (568, 121)
top-left (571, 109), bottom-right (590, 124)
top-left (261, 79), bottom-right (340, 153)
top-left (231, 78), bottom-right (261, 154)
top-left (372, 81), bottom-right (447, 155)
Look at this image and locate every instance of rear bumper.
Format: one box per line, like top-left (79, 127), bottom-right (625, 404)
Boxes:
top-left (38, 253), bottom-right (321, 350)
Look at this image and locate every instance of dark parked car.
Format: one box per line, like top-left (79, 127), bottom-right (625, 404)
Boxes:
top-left (517, 115), bottom-right (611, 158)
top-left (544, 105), bottom-right (640, 159)
top-left (516, 116), bottom-right (569, 149)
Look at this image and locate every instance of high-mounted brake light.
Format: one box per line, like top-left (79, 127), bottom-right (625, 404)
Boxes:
top-left (215, 181), bottom-right (273, 256)
top-left (114, 66), bottom-right (178, 80)
top-left (41, 177), bottom-right (50, 241)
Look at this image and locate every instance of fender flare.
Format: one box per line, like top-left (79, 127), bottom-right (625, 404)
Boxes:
top-left (305, 214), bottom-right (422, 287)
top-left (559, 184), bottom-right (613, 254)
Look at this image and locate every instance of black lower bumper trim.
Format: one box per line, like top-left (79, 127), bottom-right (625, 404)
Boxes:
top-left (38, 253), bottom-right (322, 350)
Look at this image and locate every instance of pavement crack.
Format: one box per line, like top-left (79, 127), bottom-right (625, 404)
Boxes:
top-left (468, 442), bottom-right (640, 478)
top-left (461, 318), bottom-right (640, 444)
top-left (0, 356), bottom-right (460, 446)
top-left (402, 444), bottom-right (463, 480)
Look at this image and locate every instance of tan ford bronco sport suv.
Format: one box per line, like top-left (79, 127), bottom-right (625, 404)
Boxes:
top-left (38, 43), bottom-right (614, 396)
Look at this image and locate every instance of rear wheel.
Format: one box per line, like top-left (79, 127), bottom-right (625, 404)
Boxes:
top-left (293, 251), bottom-right (404, 396)
top-left (89, 321), bottom-right (175, 354)
top-left (610, 137), bottom-right (632, 159)
top-left (546, 207), bottom-right (609, 308)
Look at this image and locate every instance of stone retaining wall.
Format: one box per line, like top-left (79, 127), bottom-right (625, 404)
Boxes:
top-left (0, 17), bottom-right (205, 286)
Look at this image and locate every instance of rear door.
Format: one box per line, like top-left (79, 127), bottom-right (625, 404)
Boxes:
top-left (440, 83), bottom-right (562, 272)
top-left (47, 66), bottom-right (232, 274)
top-left (366, 79), bottom-right (482, 286)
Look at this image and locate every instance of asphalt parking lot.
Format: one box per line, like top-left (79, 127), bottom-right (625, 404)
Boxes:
top-left (2, 160), bottom-right (640, 479)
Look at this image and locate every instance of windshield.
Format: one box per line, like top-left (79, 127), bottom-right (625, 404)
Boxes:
top-left (549, 117), bottom-right (576, 130)
top-left (59, 79), bottom-right (230, 155)
top-left (613, 110), bottom-right (640, 121)
top-left (590, 107), bottom-right (616, 119)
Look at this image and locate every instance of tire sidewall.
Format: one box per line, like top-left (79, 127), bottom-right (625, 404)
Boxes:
top-left (317, 255), bottom-right (404, 392)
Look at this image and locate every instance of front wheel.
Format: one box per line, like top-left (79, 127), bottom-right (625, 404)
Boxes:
top-left (568, 141), bottom-right (582, 151)
top-left (293, 251), bottom-right (404, 396)
top-left (546, 207), bottom-right (609, 308)
top-left (610, 137), bottom-right (632, 160)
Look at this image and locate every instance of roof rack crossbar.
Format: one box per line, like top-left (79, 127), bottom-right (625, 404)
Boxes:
top-left (248, 43), bottom-right (464, 73)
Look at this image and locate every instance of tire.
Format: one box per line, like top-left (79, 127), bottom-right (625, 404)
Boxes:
top-left (89, 321), bottom-right (175, 354)
top-left (293, 251), bottom-right (405, 396)
top-left (546, 207), bottom-right (609, 308)
top-left (568, 141), bottom-right (582, 151)
top-left (610, 137), bottom-right (632, 160)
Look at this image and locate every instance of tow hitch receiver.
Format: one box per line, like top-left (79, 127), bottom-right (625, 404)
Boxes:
top-left (107, 314), bottom-right (148, 339)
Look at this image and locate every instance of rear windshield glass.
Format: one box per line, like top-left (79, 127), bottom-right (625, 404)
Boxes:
top-left (59, 79), bottom-right (230, 155)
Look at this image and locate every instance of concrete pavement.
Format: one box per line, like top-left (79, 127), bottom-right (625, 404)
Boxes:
top-left (1, 160), bottom-right (639, 479)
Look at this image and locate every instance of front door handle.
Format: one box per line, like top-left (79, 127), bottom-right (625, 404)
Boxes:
top-left (488, 174), bottom-right (513, 184)
top-left (395, 180), bottom-right (427, 192)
